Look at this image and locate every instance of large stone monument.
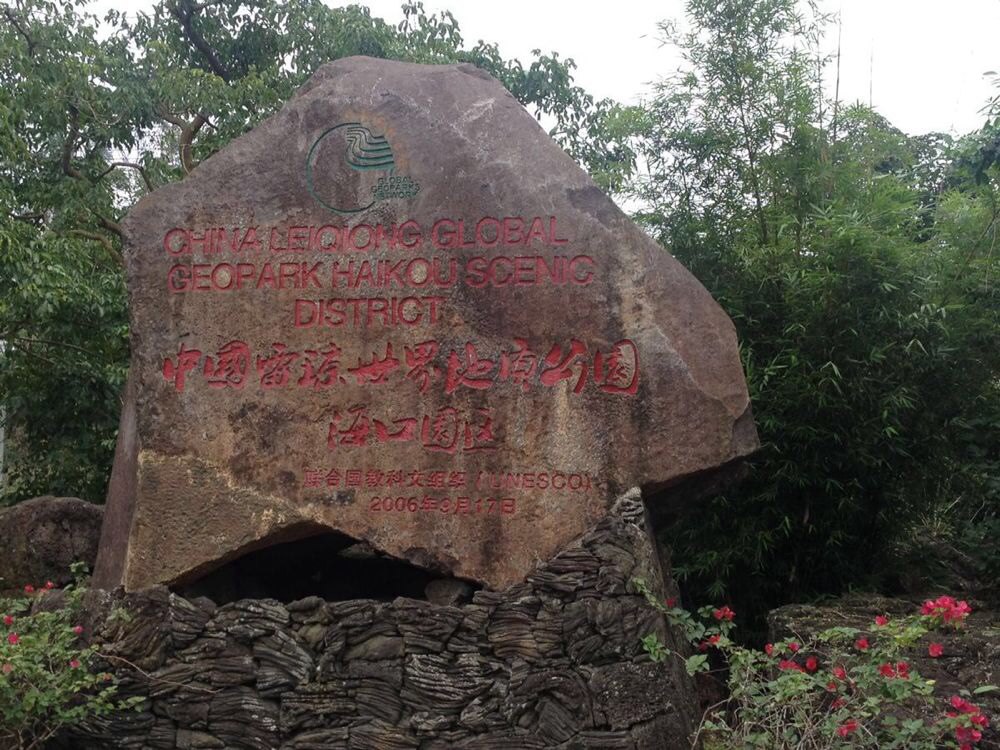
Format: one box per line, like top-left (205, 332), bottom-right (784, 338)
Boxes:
top-left (88, 56), bottom-right (757, 748)
top-left (94, 57), bottom-right (755, 593)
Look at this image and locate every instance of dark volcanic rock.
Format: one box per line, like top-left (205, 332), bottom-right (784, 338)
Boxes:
top-left (94, 55), bottom-right (756, 593)
top-left (0, 495), bottom-right (103, 591)
top-left (71, 491), bottom-right (699, 749)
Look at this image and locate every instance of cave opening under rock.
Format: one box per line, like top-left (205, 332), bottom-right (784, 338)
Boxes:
top-left (172, 529), bottom-right (478, 605)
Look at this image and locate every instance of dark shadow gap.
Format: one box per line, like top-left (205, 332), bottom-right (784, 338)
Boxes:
top-left (172, 530), bottom-right (480, 605)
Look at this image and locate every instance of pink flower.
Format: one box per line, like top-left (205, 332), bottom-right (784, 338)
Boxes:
top-left (6, 633), bottom-right (19, 645)
top-left (805, 656), bottom-right (818, 672)
top-left (44, 581), bottom-right (55, 590)
top-left (921, 595), bottom-right (972, 624)
top-left (1, 663), bottom-right (11, 674)
top-left (23, 584), bottom-right (34, 594)
top-left (69, 659), bottom-right (81, 669)
top-left (72, 625), bottom-right (84, 635)
top-left (2, 615), bottom-right (12, 626)
top-left (836, 719), bottom-right (858, 737)
top-left (764, 643), bottom-right (774, 656)
top-left (698, 635), bottom-right (721, 651)
top-left (788, 641), bottom-right (800, 653)
top-left (955, 725), bottom-right (982, 745)
top-left (712, 606), bottom-right (735, 622)
top-left (874, 615), bottom-right (889, 626)
top-left (928, 642), bottom-right (944, 658)
top-left (854, 638), bottom-right (869, 651)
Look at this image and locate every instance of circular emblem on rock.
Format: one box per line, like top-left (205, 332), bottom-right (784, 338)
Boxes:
top-left (306, 122), bottom-right (420, 215)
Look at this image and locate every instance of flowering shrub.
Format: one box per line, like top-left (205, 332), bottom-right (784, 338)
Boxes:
top-left (0, 565), bottom-right (139, 749)
top-left (633, 579), bottom-right (996, 749)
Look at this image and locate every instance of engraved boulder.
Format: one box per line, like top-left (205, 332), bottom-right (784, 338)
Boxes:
top-left (94, 56), bottom-right (757, 592)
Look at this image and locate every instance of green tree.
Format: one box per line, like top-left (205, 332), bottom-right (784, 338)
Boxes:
top-left (628, 0), bottom-right (1000, 626)
top-left (0, 0), bottom-right (620, 504)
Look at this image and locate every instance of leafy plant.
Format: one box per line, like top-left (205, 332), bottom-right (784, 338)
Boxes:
top-left (625, 0), bottom-right (1000, 627)
top-left (0, 564), bottom-right (141, 749)
top-left (634, 578), bottom-right (994, 749)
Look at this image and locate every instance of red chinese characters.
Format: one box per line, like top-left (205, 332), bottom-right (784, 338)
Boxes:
top-left (161, 337), bottom-right (639, 396)
top-left (203, 340), bottom-right (250, 388)
top-left (327, 406), bottom-right (498, 454)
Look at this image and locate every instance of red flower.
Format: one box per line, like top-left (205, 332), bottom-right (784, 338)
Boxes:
top-left (788, 641), bottom-right (800, 653)
top-left (854, 638), bottom-right (869, 651)
top-left (874, 615), bottom-right (889, 627)
top-left (764, 643), bottom-right (774, 656)
top-left (72, 625), bottom-right (84, 635)
top-left (23, 584), bottom-right (35, 594)
top-left (2, 615), bottom-right (12, 626)
top-left (836, 719), bottom-right (858, 737)
top-left (44, 581), bottom-right (55, 590)
top-left (879, 663), bottom-right (896, 678)
top-left (928, 642), bottom-right (944, 658)
top-left (69, 659), bottom-right (81, 669)
top-left (805, 656), bottom-right (818, 672)
top-left (955, 725), bottom-right (983, 745)
top-left (831, 697), bottom-right (846, 710)
top-left (922, 595), bottom-right (972, 624)
top-left (713, 606), bottom-right (735, 622)
top-left (779, 659), bottom-right (803, 672)
top-left (832, 666), bottom-right (847, 680)
top-left (826, 681), bottom-right (838, 692)
top-left (664, 597), bottom-right (677, 608)
top-left (699, 636), bottom-right (720, 652)
top-left (0, 663), bottom-right (11, 674)
top-left (6, 633), bottom-right (18, 645)
top-left (896, 661), bottom-right (910, 679)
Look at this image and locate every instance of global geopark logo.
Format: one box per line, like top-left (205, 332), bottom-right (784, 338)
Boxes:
top-left (305, 121), bottom-right (420, 216)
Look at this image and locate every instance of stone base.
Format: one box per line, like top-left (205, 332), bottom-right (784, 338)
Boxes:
top-left (68, 491), bottom-right (697, 749)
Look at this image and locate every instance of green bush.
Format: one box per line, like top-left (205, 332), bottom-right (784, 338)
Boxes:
top-left (0, 565), bottom-right (139, 749)
top-left (635, 579), bottom-right (995, 749)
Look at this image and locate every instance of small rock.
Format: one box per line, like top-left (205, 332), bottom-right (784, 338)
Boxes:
top-left (425, 579), bottom-right (474, 606)
top-left (0, 496), bottom-right (103, 592)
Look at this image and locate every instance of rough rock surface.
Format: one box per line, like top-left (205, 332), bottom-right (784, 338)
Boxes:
top-left (94, 55), bottom-right (757, 592)
top-left (770, 595), bottom-right (1000, 749)
top-left (70, 493), bottom-right (698, 749)
top-left (0, 496), bottom-right (103, 591)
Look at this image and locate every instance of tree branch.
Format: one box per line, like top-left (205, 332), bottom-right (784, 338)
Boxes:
top-left (96, 161), bottom-right (154, 192)
top-left (95, 213), bottom-right (124, 239)
top-left (170, 0), bottom-right (232, 83)
top-left (2, 7), bottom-right (36, 57)
top-left (10, 337), bottom-right (99, 357)
top-left (9, 212), bottom-right (44, 225)
top-left (158, 106), bottom-right (208, 174)
top-left (68, 229), bottom-right (123, 267)
top-left (62, 105), bottom-right (84, 180)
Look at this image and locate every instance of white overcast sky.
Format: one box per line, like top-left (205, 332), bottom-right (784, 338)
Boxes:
top-left (92, 0), bottom-right (1000, 136)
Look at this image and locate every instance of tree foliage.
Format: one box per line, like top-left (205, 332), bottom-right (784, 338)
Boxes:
top-left (0, 0), bottom-right (622, 504)
top-left (624, 0), bottom-right (1000, 623)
